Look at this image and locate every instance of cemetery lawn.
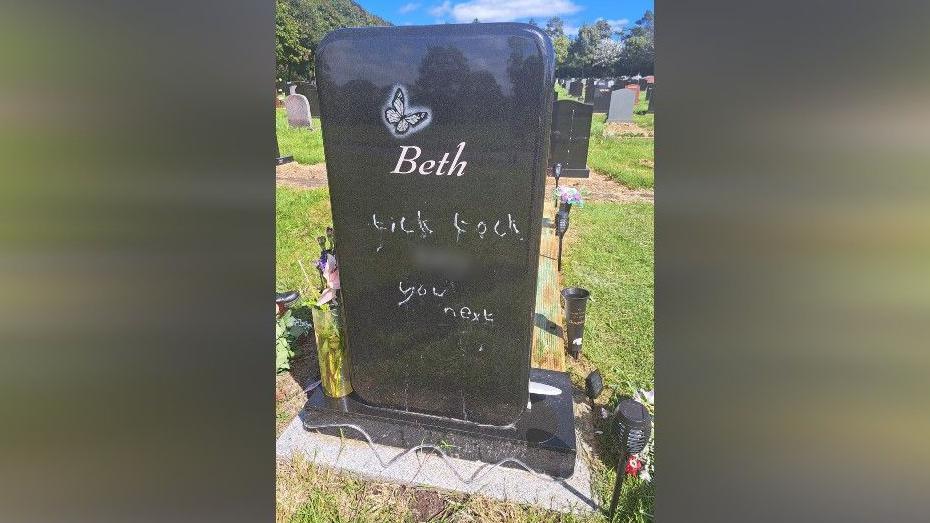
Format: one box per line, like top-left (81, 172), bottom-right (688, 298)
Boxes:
top-left (276, 185), bottom-right (655, 522)
top-left (276, 108), bottom-right (325, 165)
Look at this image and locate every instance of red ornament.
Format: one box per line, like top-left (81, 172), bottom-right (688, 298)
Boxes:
top-left (625, 455), bottom-right (644, 475)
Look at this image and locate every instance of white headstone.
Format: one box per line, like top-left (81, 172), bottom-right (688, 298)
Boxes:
top-left (606, 89), bottom-right (635, 123)
top-left (284, 94), bottom-right (312, 128)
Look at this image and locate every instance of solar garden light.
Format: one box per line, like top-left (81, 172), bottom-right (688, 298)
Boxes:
top-left (608, 397), bottom-right (653, 519)
top-left (554, 162), bottom-right (562, 195)
top-left (560, 287), bottom-right (590, 358)
top-left (555, 204), bottom-right (570, 271)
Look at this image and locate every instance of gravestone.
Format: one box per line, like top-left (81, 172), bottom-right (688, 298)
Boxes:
top-left (583, 80), bottom-right (595, 103)
top-left (549, 99), bottom-right (592, 178)
top-left (568, 78), bottom-right (583, 97)
top-left (307, 22), bottom-right (576, 478)
top-left (283, 93), bottom-right (312, 128)
top-left (592, 88), bottom-right (612, 113)
top-left (625, 83), bottom-right (641, 104)
top-left (606, 88), bottom-right (635, 122)
top-left (647, 87), bottom-right (654, 113)
top-left (644, 83), bottom-right (654, 101)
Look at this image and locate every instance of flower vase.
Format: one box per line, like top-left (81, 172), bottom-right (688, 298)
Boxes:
top-left (312, 305), bottom-right (352, 398)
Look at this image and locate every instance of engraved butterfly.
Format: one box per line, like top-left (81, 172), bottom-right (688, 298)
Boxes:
top-left (384, 88), bottom-right (429, 135)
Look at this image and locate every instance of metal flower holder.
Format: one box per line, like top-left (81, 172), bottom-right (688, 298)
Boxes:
top-left (312, 304), bottom-right (352, 398)
top-left (560, 286), bottom-right (590, 359)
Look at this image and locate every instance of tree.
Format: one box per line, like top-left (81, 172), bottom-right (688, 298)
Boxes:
top-left (617, 9), bottom-right (655, 75)
top-left (545, 17), bottom-right (565, 38)
top-left (552, 34), bottom-right (570, 70)
top-left (275, 0), bottom-right (308, 81)
top-left (472, 18), bottom-right (480, 23)
top-left (590, 38), bottom-right (622, 75)
top-left (528, 18), bottom-right (538, 26)
top-left (276, 0), bottom-right (390, 82)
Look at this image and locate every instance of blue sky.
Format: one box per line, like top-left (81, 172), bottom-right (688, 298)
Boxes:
top-left (359, 0), bottom-right (654, 38)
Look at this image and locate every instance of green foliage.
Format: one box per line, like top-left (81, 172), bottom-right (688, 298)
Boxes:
top-left (552, 34), bottom-right (570, 68)
top-left (276, 0), bottom-right (391, 82)
top-left (558, 9), bottom-right (655, 77)
top-left (276, 309), bottom-right (308, 373)
top-left (276, 0), bottom-right (309, 82)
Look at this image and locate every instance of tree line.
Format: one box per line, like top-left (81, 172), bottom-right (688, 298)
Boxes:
top-left (540, 11), bottom-right (654, 78)
top-left (276, 1), bottom-right (654, 83)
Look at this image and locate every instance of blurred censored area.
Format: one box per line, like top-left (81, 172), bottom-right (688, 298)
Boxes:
top-left (659, 1), bottom-right (930, 520)
top-left (0, 1), bottom-right (273, 521)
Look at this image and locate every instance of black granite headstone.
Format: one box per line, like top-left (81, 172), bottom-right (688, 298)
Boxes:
top-left (647, 87), bottom-right (654, 113)
top-left (592, 88), bottom-right (611, 113)
top-left (644, 84), bottom-right (654, 101)
top-left (568, 79), bottom-right (583, 97)
top-left (316, 23), bottom-right (553, 426)
top-left (583, 80), bottom-right (595, 103)
top-left (548, 99), bottom-right (592, 178)
top-left (309, 22), bottom-right (577, 479)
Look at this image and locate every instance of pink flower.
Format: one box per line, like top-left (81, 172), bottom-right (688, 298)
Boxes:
top-left (625, 455), bottom-right (644, 476)
top-left (316, 253), bottom-right (341, 306)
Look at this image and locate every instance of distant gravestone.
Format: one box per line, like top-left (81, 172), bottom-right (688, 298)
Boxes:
top-left (606, 88), bottom-right (635, 122)
top-left (307, 23), bottom-right (576, 478)
top-left (549, 99), bottom-right (592, 177)
top-left (625, 83), bottom-right (641, 104)
top-left (592, 88), bottom-right (612, 113)
top-left (647, 87), bottom-right (654, 113)
top-left (284, 94), bottom-right (312, 128)
top-left (645, 84), bottom-right (654, 101)
top-left (568, 79), bottom-right (583, 97)
top-left (583, 80), bottom-right (595, 103)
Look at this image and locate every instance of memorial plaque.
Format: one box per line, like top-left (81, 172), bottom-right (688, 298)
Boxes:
top-left (549, 99), bottom-right (592, 177)
top-left (315, 23), bottom-right (554, 426)
top-left (606, 88), bottom-right (635, 122)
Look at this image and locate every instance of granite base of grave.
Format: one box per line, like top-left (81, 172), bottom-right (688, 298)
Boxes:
top-left (302, 368), bottom-right (577, 479)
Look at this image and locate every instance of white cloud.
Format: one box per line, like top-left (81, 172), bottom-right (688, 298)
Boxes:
top-left (443, 0), bottom-right (581, 23)
top-left (598, 17), bottom-right (629, 33)
top-left (399, 2), bottom-right (422, 14)
top-left (429, 1), bottom-right (452, 18)
top-left (562, 22), bottom-right (579, 36)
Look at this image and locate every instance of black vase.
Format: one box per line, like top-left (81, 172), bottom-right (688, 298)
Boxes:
top-left (561, 287), bottom-right (590, 358)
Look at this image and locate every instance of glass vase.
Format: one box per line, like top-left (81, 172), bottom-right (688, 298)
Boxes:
top-left (311, 306), bottom-right (352, 398)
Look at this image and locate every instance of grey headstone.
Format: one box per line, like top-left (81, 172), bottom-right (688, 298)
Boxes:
top-left (284, 93), bottom-right (312, 128)
top-left (606, 88), bottom-right (635, 122)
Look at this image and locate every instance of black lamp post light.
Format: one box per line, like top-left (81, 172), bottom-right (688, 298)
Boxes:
top-left (608, 397), bottom-right (653, 519)
top-left (553, 162), bottom-right (562, 198)
top-left (561, 287), bottom-right (590, 359)
top-left (555, 204), bottom-right (570, 271)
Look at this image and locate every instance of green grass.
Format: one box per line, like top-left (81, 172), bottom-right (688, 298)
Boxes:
top-left (277, 107), bottom-right (325, 165)
top-left (563, 202), bottom-right (655, 523)
top-left (276, 186), bottom-right (332, 300)
top-left (588, 114), bottom-right (654, 190)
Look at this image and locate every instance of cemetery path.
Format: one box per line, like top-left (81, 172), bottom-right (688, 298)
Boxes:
top-left (554, 169), bottom-right (654, 204)
top-left (276, 162), bottom-right (328, 190)
top-left (277, 163), bottom-right (654, 204)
